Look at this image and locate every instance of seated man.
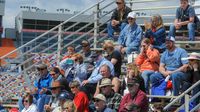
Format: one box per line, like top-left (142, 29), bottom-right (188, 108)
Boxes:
top-left (97, 78), bottom-right (122, 111)
top-left (107, 0), bottom-right (131, 39)
top-left (150, 36), bottom-right (188, 96)
top-left (93, 94), bottom-right (113, 112)
top-left (44, 81), bottom-right (63, 112)
top-left (118, 11), bottom-right (143, 54)
top-left (82, 50), bottom-right (114, 96)
top-left (94, 65), bottom-right (120, 95)
top-left (168, 0), bottom-right (199, 41)
top-left (119, 77), bottom-right (148, 112)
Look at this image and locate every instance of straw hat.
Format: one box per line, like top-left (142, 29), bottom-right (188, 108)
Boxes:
top-left (182, 52), bottom-right (200, 61)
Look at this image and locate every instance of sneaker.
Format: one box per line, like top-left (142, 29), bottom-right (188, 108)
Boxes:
top-left (185, 44), bottom-right (195, 48)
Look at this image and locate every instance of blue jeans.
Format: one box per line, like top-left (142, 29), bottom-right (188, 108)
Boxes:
top-left (150, 71), bottom-right (187, 96)
top-left (37, 95), bottom-right (51, 112)
top-left (169, 23), bottom-right (196, 41)
top-left (141, 70), bottom-right (155, 93)
top-left (107, 21), bottom-right (127, 38)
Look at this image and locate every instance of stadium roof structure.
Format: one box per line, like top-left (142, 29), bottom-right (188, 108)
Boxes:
top-left (15, 11), bottom-right (110, 32)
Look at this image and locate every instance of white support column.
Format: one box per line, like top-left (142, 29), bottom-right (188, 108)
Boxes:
top-left (57, 26), bottom-right (62, 64)
top-left (94, 0), bottom-right (100, 49)
top-left (184, 94), bottom-right (190, 112)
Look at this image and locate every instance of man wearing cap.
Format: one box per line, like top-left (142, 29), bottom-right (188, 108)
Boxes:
top-left (119, 77), bottom-right (148, 112)
top-left (94, 65), bottom-right (120, 95)
top-left (107, 0), bottom-right (131, 39)
top-left (81, 40), bottom-right (92, 59)
top-left (93, 94), bottom-right (113, 112)
top-left (52, 91), bottom-right (73, 112)
top-left (44, 81), bottom-right (63, 112)
top-left (118, 11), bottom-right (143, 54)
top-left (168, 0), bottom-right (199, 41)
top-left (150, 36), bottom-right (188, 96)
top-left (33, 63), bottom-right (52, 98)
top-left (31, 63), bottom-right (52, 112)
top-left (97, 78), bottom-right (122, 111)
top-left (82, 50), bottom-right (114, 88)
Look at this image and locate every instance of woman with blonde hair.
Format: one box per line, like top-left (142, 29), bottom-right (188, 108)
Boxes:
top-left (103, 40), bottom-right (122, 77)
top-left (62, 100), bottom-right (76, 112)
top-left (144, 14), bottom-right (166, 52)
top-left (122, 63), bottom-right (145, 95)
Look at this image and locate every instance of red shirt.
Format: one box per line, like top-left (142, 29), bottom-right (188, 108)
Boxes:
top-left (74, 91), bottom-right (89, 112)
top-left (119, 90), bottom-right (148, 112)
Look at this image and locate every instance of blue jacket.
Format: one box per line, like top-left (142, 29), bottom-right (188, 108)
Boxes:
top-left (145, 27), bottom-right (166, 51)
top-left (34, 73), bottom-right (52, 99)
top-left (118, 23), bottom-right (143, 54)
top-left (88, 57), bottom-right (114, 83)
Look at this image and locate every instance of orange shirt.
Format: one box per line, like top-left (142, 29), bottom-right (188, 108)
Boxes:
top-left (135, 47), bottom-right (160, 72)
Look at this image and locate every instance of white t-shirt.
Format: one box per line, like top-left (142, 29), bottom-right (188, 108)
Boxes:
top-left (22, 104), bottom-right (38, 112)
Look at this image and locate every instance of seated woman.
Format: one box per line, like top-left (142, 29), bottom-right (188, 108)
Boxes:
top-left (135, 38), bottom-right (160, 93)
top-left (71, 53), bottom-right (88, 83)
top-left (103, 40), bottom-right (122, 78)
top-left (182, 52), bottom-right (200, 106)
top-left (59, 53), bottom-right (88, 83)
top-left (144, 14), bottom-right (166, 52)
top-left (122, 63), bottom-right (145, 95)
top-left (22, 93), bottom-right (38, 112)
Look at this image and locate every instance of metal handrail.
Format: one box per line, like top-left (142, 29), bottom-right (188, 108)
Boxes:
top-left (132, 4), bottom-right (200, 11)
top-left (176, 91), bottom-right (200, 111)
top-left (0, 0), bottom-right (116, 100)
top-left (126, 0), bottom-right (174, 3)
top-left (163, 80), bottom-right (200, 110)
top-left (0, 0), bottom-right (107, 60)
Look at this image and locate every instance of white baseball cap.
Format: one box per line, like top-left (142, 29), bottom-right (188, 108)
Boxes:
top-left (127, 11), bottom-right (136, 19)
top-left (166, 36), bottom-right (175, 42)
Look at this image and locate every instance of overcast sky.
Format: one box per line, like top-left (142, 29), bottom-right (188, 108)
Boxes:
top-left (3, 0), bottom-right (199, 28)
top-left (3, 0), bottom-right (97, 28)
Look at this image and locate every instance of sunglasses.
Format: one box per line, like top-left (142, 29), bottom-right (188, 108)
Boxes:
top-left (128, 18), bottom-right (134, 20)
top-left (70, 86), bottom-right (76, 89)
top-left (116, 2), bottom-right (122, 4)
top-left (94, 99), bottom-right (101, 102)
top-left (127, 84), bottom-right (134, 88)
top-left (100, 85), bottom-right (108, 89)
top-left (189, 59), bottom-right (196, 62)
top-left (23, 100), bottom-right (28, 103)
top-left (50, 73), bottom-right (56, 76)
top-left (141, 45), bottom-right (146, 47)
top-left (51, 87), bottom-right (60, 90)
top-left (82, 45), bottom-right (88, 48)
top-left (37, 68), bottom-right (45, 71)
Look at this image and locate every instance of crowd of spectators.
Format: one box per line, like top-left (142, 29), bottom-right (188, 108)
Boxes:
top-left (0, 0), bottom-right (200, 111)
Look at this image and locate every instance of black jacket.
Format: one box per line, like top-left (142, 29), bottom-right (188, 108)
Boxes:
top-left (111, 6), bottom-right (132, 24)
